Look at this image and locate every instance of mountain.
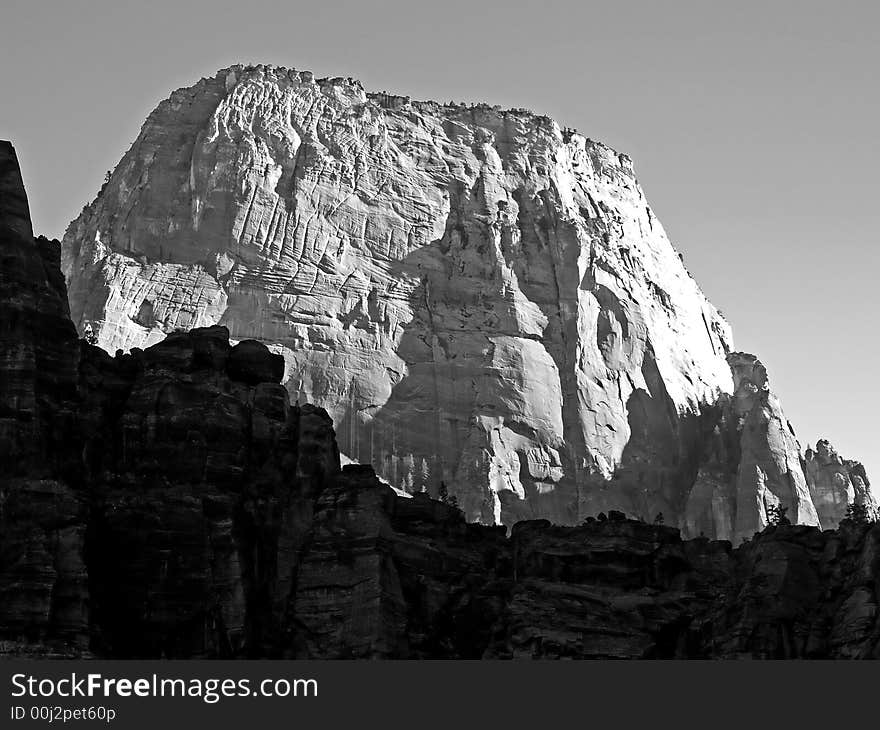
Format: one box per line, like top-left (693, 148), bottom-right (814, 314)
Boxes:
top-left (61, 65), bottom-right (868, 540)
top-left (4, 139), bottom-right (880, 658)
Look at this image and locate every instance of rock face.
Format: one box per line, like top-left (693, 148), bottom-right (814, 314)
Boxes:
top-left (685, 353), bottom-right (820, 542)
top-left (0, 141), bottom-right (80, 475)
top-left (63, 64), bottom-right (770, 533)
top-left (806, 439), bottom-right (877, 529)
top-left (3, 140), bottom-right (880, 659)
top-left (3, 139), bottom-right (343, 656)
top-left (78, 329), bottom-right (340, 657)
top-left (0, 141), bottom-right (88, 655)
top-left (283, 471), bottom-right (880, 660)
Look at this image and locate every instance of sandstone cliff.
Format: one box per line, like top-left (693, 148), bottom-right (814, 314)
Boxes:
top-left (806, 439), bottom-right (877, 529)
top-left (61, 64), bottom-right (800, 536)
top-left (3, 140), bottom-right (880, 658)
top-left (684, 353), bottom-right (820, 541)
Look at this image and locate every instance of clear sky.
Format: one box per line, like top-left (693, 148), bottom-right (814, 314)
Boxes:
top-left (2, 0), bottom-right (877, 482)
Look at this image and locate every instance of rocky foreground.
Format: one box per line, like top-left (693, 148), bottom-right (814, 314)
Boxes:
top-left (3, 140), bottom-right (880, 659)
top-left (60, 65), bottom-right (873, 540)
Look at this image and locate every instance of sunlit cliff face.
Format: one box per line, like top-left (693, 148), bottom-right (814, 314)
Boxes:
top-left (62, 64), bottom-right (828, 539)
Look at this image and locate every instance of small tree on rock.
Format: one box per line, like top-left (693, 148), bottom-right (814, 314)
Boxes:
top-left (766, 503), bottom-right (790, 527)
top-left (844, 502), bottom-right (876, 525)
top-left (436, 480), bottom-right (462, 514)
top-left (83, 323), bottom-right (98, 346)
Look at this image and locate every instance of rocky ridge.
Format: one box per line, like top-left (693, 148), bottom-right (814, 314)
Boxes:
top-left (3, 140), bottom-right (880, 658)
top-left (59, 64), bottom-right (845, 540)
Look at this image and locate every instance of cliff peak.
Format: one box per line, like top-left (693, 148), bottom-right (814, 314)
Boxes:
top-left (57, 68), bottom-right (848, 540)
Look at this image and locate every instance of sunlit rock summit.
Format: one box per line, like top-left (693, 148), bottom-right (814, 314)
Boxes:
top-left (61, 65), bottom-right (860, 540)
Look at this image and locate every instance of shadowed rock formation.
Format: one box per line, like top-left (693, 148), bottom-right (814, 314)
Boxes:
top-left (0, 141), bottom-right (87, 654)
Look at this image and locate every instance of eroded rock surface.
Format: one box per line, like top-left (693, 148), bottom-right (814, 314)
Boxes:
top-left (62, 65), bottom-right (752, 531)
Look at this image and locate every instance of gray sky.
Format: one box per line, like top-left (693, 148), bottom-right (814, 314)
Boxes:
top-left (2, 0), bottom-right (877, 480)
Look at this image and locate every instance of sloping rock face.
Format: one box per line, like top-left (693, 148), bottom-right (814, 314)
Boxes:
top-left (3, 140), bottom-right (880, 659)
top-left (62, 64), bottom-right (750, 531)
top-left (806, 439), bottom-right (877, 529)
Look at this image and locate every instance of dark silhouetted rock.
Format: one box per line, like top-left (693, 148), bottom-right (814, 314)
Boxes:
top-left (0, 141), bottom-right (87, 656)
top-left (226, 339), bottom-right (285, 385)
